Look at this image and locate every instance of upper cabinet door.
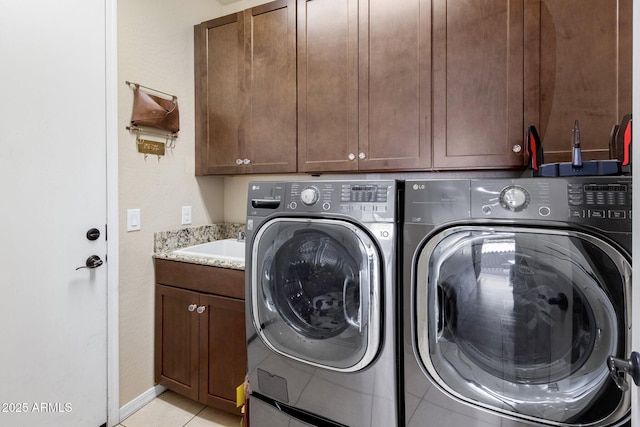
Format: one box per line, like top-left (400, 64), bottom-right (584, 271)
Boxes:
top-left (297, 0), bottom-right (360, 173)
top-left (432, 0), bottom-right (525, 169)
top-left (195, 1), bottom-right (296, 176)
top-left (524, 0), bottom-right (632, 163)
top-left (195, 13), bottom-right (245, 175)
top-left (244, 0), bottom-right (297, 173)
top-left (299, 0), bottom-right (432, 173)
top-left (358, 0), bottom-right (432, 171)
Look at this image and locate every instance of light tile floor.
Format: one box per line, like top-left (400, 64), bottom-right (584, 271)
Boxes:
top-left (118, 390), bottom-right (242, 427)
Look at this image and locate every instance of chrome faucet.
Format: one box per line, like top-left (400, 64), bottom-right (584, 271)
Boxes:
top-left (237, 231), bottom-right (246, 242)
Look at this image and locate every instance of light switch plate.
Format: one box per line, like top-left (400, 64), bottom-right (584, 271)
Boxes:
top-left (127, 209), bottom-right (141, 232)
top-left (181, 206), bottom-right (192, 225)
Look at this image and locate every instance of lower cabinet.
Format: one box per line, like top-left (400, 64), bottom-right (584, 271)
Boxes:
top-left (154, 259), bottom-right (246, 415)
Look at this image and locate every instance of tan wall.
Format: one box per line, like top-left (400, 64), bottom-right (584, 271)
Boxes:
top-left (117, 0), bottom-right (285, 409)
top-left (117, 0), bottom-right (224, 406)
top-left (221, 0), bottom-right (272, 13)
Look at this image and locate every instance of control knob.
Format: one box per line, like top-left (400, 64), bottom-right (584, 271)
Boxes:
top-left (500, 185), bottom-right (530, 211)
top-left (300, 187), bottom-right (320, 206)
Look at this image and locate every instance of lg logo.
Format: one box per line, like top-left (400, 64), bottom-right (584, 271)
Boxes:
top-left (413, 184), bottom-right (425, 190)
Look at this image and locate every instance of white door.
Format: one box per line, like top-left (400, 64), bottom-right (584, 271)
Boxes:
top-left (0, 1), bottom-right (109, 426)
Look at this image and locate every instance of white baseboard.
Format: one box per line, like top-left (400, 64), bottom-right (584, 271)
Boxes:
top-left (119, 385), bottom-right (167, 422)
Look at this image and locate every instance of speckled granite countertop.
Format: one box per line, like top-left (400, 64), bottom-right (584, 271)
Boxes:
top-left (153, 224), bottom-right (245, 271)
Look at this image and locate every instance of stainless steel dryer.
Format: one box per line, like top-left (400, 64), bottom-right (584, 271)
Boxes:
top-left (402, 177), bottom-right (632, 427)
top-left (246, 180), bottom-right (400, 427)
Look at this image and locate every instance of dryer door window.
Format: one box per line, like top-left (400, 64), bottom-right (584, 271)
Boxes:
top-left (415, 226), bottom-right (630, 426)
top-left (251, 218), bottom-right (381, 372)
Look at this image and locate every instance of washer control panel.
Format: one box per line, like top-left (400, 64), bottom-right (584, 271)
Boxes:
top-left (285, 181), bottom-right (394, 221)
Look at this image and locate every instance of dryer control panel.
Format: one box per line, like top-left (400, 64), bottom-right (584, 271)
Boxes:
top-left (471, 176), bottom-right (631, 233)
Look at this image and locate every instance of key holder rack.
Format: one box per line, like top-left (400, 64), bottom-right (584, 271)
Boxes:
top-left (126, 81), bottom-right (179, 160)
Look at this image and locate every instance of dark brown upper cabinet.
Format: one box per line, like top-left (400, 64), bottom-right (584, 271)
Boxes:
top-left (524, 0), bottom-right (632, 164)
top-left (432, 0), bottom-right (526, 169)
top-left (297, 0), bottom-right (432, 173)
top-left (195, 0), bottom-right (297, 175)
top-left (195, 0), bottom-right (632, 174)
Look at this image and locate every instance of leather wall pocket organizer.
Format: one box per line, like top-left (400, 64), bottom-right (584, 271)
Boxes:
top-left (130, 84), bottom-right (179, 133)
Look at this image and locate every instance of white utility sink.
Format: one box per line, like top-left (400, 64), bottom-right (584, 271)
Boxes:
top-left (172, 239), bottom-right (245, 262)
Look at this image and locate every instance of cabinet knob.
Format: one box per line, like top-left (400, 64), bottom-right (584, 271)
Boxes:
top-left (188, 304), bottom-right (197, 312)
top-left (512, 144), bottom-right (522, 153)
top-left (359, 152), bottom-right (366, 160)
top-left (243, 158), bottom-right (251, 165)
top-left (197, 306), bottom-right (206, 314)
top-left (235, 159), bottom-right (243, 165)
top-left (348, 153), bottom-right (356, 161)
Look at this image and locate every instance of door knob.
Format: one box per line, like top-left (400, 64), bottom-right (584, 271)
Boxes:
top-left (608, 352), bottom-right (640, 391)
top-left (76, 255), bottom-right (104, 270)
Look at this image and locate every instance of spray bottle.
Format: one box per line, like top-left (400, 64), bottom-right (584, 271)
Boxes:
top-left (571, 120), bottom-right (583, 168)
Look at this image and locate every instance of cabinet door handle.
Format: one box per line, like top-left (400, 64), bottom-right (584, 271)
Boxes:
top-left (235, 159), bottom-right (243, 165)
top-left (197, 306), bottom-right (206, 314)
top-left (512, 144), bottom-right (522, 153)
top-left (348, 153), bottom-right (356, 161)
top-left (243, 158), bottom-right (251, 165)
top-left (188, 304), bottom-right (197, 312)
top-left (359, 152), bottom-right (366, 160)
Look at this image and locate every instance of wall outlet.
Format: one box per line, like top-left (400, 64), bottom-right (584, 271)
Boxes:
top-left (127, 209), bottom-right (141, 232)
top-left (181, 206), bottom-right (192, 225)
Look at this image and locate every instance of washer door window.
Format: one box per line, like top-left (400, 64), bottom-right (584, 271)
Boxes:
top-left (415, 226), bottom-right (630, 426)
top-left (252, 218), bottom-right (381, 372)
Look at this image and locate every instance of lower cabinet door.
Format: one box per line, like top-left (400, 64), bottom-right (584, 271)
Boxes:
top-left (155, 285), bottom-right (200, 401)
top-left (199, 294), bottom-right (247, 414)
top-left (155, 284), bottom-right (247, 414)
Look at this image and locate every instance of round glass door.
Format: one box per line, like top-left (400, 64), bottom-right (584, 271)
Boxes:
top-left (415, 226), bottom-right (630, 426)
top-left (251, 218), bottom-right (381, 372)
